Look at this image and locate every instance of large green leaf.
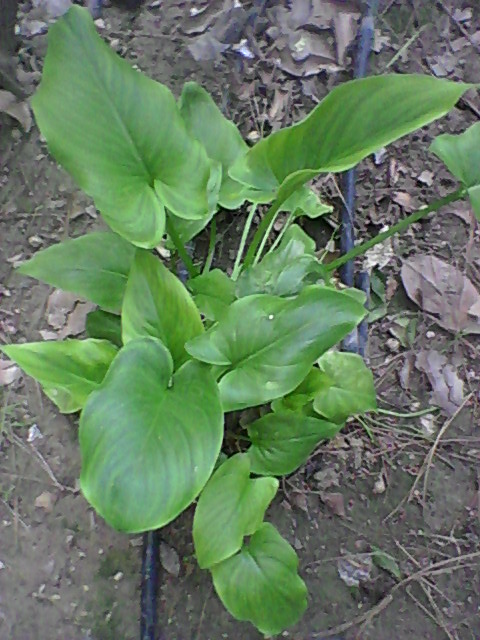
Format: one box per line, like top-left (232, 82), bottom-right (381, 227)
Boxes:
top-left (247, 412), bottom-right (341, 476)
top-left (188, 269), bottom-right (236, 322)
top-left (122, 251), bottom-right (203, 367)
top-left (313, 351), bottom-right (377, 423)
top-left (271, 366), bottom-right (326, 416)
top-left (280, 186), bottom-right (333, 219)
top-left (193, 454), bottom-right (278, 569)
top-left (32, 6), bottom-right (220, 248)
top-left (18, 232), bottom-right (135, 313)
top-left (186, 286), bottom-right (366, 411)
top-left (236, 224), bottom-right (322, 297)
top-left (86, 310), bottom-right (122, 347)
top-left (1, 339), bottom-right (117, 413)
top-left (179, 82), bottom-right (250, 209)
top-left (79, 337), bottom-right (223, 532)
top-left (430, 122), bottom-right (480, 219)
top-left (211, 522), bottom-right (308, 636)
top-left (230, 75), bottom-right (472, 205)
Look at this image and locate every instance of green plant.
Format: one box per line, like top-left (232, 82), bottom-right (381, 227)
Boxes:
top-left (2, 6), bottom-right (478, 636)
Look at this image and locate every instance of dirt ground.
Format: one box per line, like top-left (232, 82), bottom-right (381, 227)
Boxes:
top-left (1, 1), bottom-right (480, 639)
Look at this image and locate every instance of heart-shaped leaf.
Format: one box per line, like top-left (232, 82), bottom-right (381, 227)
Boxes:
top-left (32, 6), bottom-right (219, 248)
top-left (247, 412), bottom-right (341, 476)
top-left (193, 454), bottom-right (278, 569)
top-left (18, 232), bottom-right (136, 313)
top-left (230, 75), bottom-right (472, 206)
top-left (211, 522), bottom-right (308, 636)
top-left (79, 337), bottom-right (223, 533)
top-left (236, 224), bottom-right (321, 297)
top-left (186, 286), bottom-right (366, 411)
top-left (430, 122), bottom-right (480, 219)
top-left (1, 339), bottom-right (117, 413)
top-left (122, 251), bottom-right (204, 367)
top-left (189, 269), bottom-right (236, 321)
top-left (313, 351), bottom-right (377, 422)
top-left (86, 310), bottom-right (122, 347)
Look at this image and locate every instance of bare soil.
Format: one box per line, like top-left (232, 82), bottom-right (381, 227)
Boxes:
top-left (1, 2), bottom-right (479, 639)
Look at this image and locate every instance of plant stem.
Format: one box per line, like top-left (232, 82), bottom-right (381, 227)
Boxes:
top-left (166, 218), bottom-right (199, 279)
top-left (203, 219), bottom-right (216, 274)
top-left (232, 204), bottom-right (257, 280)
top-left (242, 198), bottom-right (283, 270)
top-left (266, 211), bottom-right (295, 254)
top-left (377, 407), bottom-right (438, 418)
top-left (326, 188), bottom-right (465, 273)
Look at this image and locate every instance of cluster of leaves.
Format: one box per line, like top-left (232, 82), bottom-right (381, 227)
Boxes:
top-left (2, 6), bottom-right (478, 635)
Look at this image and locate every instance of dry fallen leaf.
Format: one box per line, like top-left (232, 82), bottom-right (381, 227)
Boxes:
top-left (46, 290), bottom-right (78, 330)
top-left (0, 359), bottom-right (20, 386)
top-left (320, 491), bottom-right (346, 517)
top-left (0, 90), bottom-right (32, 131)
top-left (392, 191), bottom-right (416, 212)
top-left (416, 350), bottom-right (464, 416)
top-left (34, 491), bottom-right (55, 512)
top-left (401, 255), bottom-right (480, 334)
top-left (417, 170), bottom-right (434, 187)
top-left (58, 301), bottom-right (96, 339)
top-left (159, 542), bottom-right (181, 577)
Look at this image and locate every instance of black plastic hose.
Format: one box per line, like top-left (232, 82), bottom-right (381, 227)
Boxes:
top-left (340, 0), bottom-right (378, 356)
top-left (140, 530), bottom-right (160, 640)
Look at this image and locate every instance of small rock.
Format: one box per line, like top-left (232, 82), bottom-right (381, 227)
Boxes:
top-left (373, 473), bottom-right (386, 494)
top-left (386, 337), bottom-right (400, 352)
top-left (159, 542), bottom-right (180, 577)
top-left (94, 18), bottom-right (106, 29)
top-left (27, 424), bottom-right (43, 443)
top-left (28, 235), bottom-right (43, 248)
top-left (426, 330), bottom-right (436, 339)
top-left (113, 571), bottom-right (123, 582)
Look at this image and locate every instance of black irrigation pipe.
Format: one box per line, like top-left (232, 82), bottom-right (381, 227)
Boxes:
top-left (339, 0), bottom-right (378, 356)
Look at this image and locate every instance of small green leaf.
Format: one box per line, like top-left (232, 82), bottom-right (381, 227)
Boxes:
top-left (122, 251), bottom-right (204, 367)
top-left (430, 122), bottom-right (480, 219)
top-left (18, 232), bottom-right (136, 313)
top-left (186, 286), bottom-right (366, 411)
top-left (79, 337), bottom-right (223, 533)
top-left (371, 547), bottom-right (402, 580)
top-left (1, 339), bottom-right (117, 413)
top-left (247, 412), bottom-right (341, 476)
top-left (193, 454), bottom-right (278, 569)
top-left (280, 186), bottom-right (333, 218)
top-left (271, 367), bottom-right (327, 416)
top-left (189, 269), bottom-right (236, 321)
top-left (86, 310), bottom-right (122, 347)
top-left (236, 224), bottom-right (320, 297)
top-left (179, 82), bottom-right (249, 209)
top-left (211, 522), bottom-right (308, 636)
top-left (32, 6), bottom-right (219, 248)
top-left (231, 75), bottom-right (472, 206)
top-left (313, 351), bottom-right (377, 423)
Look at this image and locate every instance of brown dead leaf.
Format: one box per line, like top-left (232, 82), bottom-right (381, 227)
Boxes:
top-left (401, 255), bottom-right (480, 334)
top-left (320, 491), bottom-right (345, 517)
top-left (58, 301), bottom-right (96, 339)
top-left (417, 170), bottom-right (434, 187)
top-left (159, 542), bottom-right (181, 577)
top-left (450, 201), bottom-right (473, 224)
top-left (416, 350), bottom-right (464, 416)
top-left (0, 90), bottom-right (32, 131)
top-left (46, 290), bottom-right (78, 330)
top-left (188, 32), bottom-right (230, 61)
top-left (334, 11), bottom-right (358, 66)
top-left (0, 359), bottom-right (20, 386)
top-left (34, 491), bottom-right (55, 512)
top-left (392, 191), bottom-right (416, 212)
